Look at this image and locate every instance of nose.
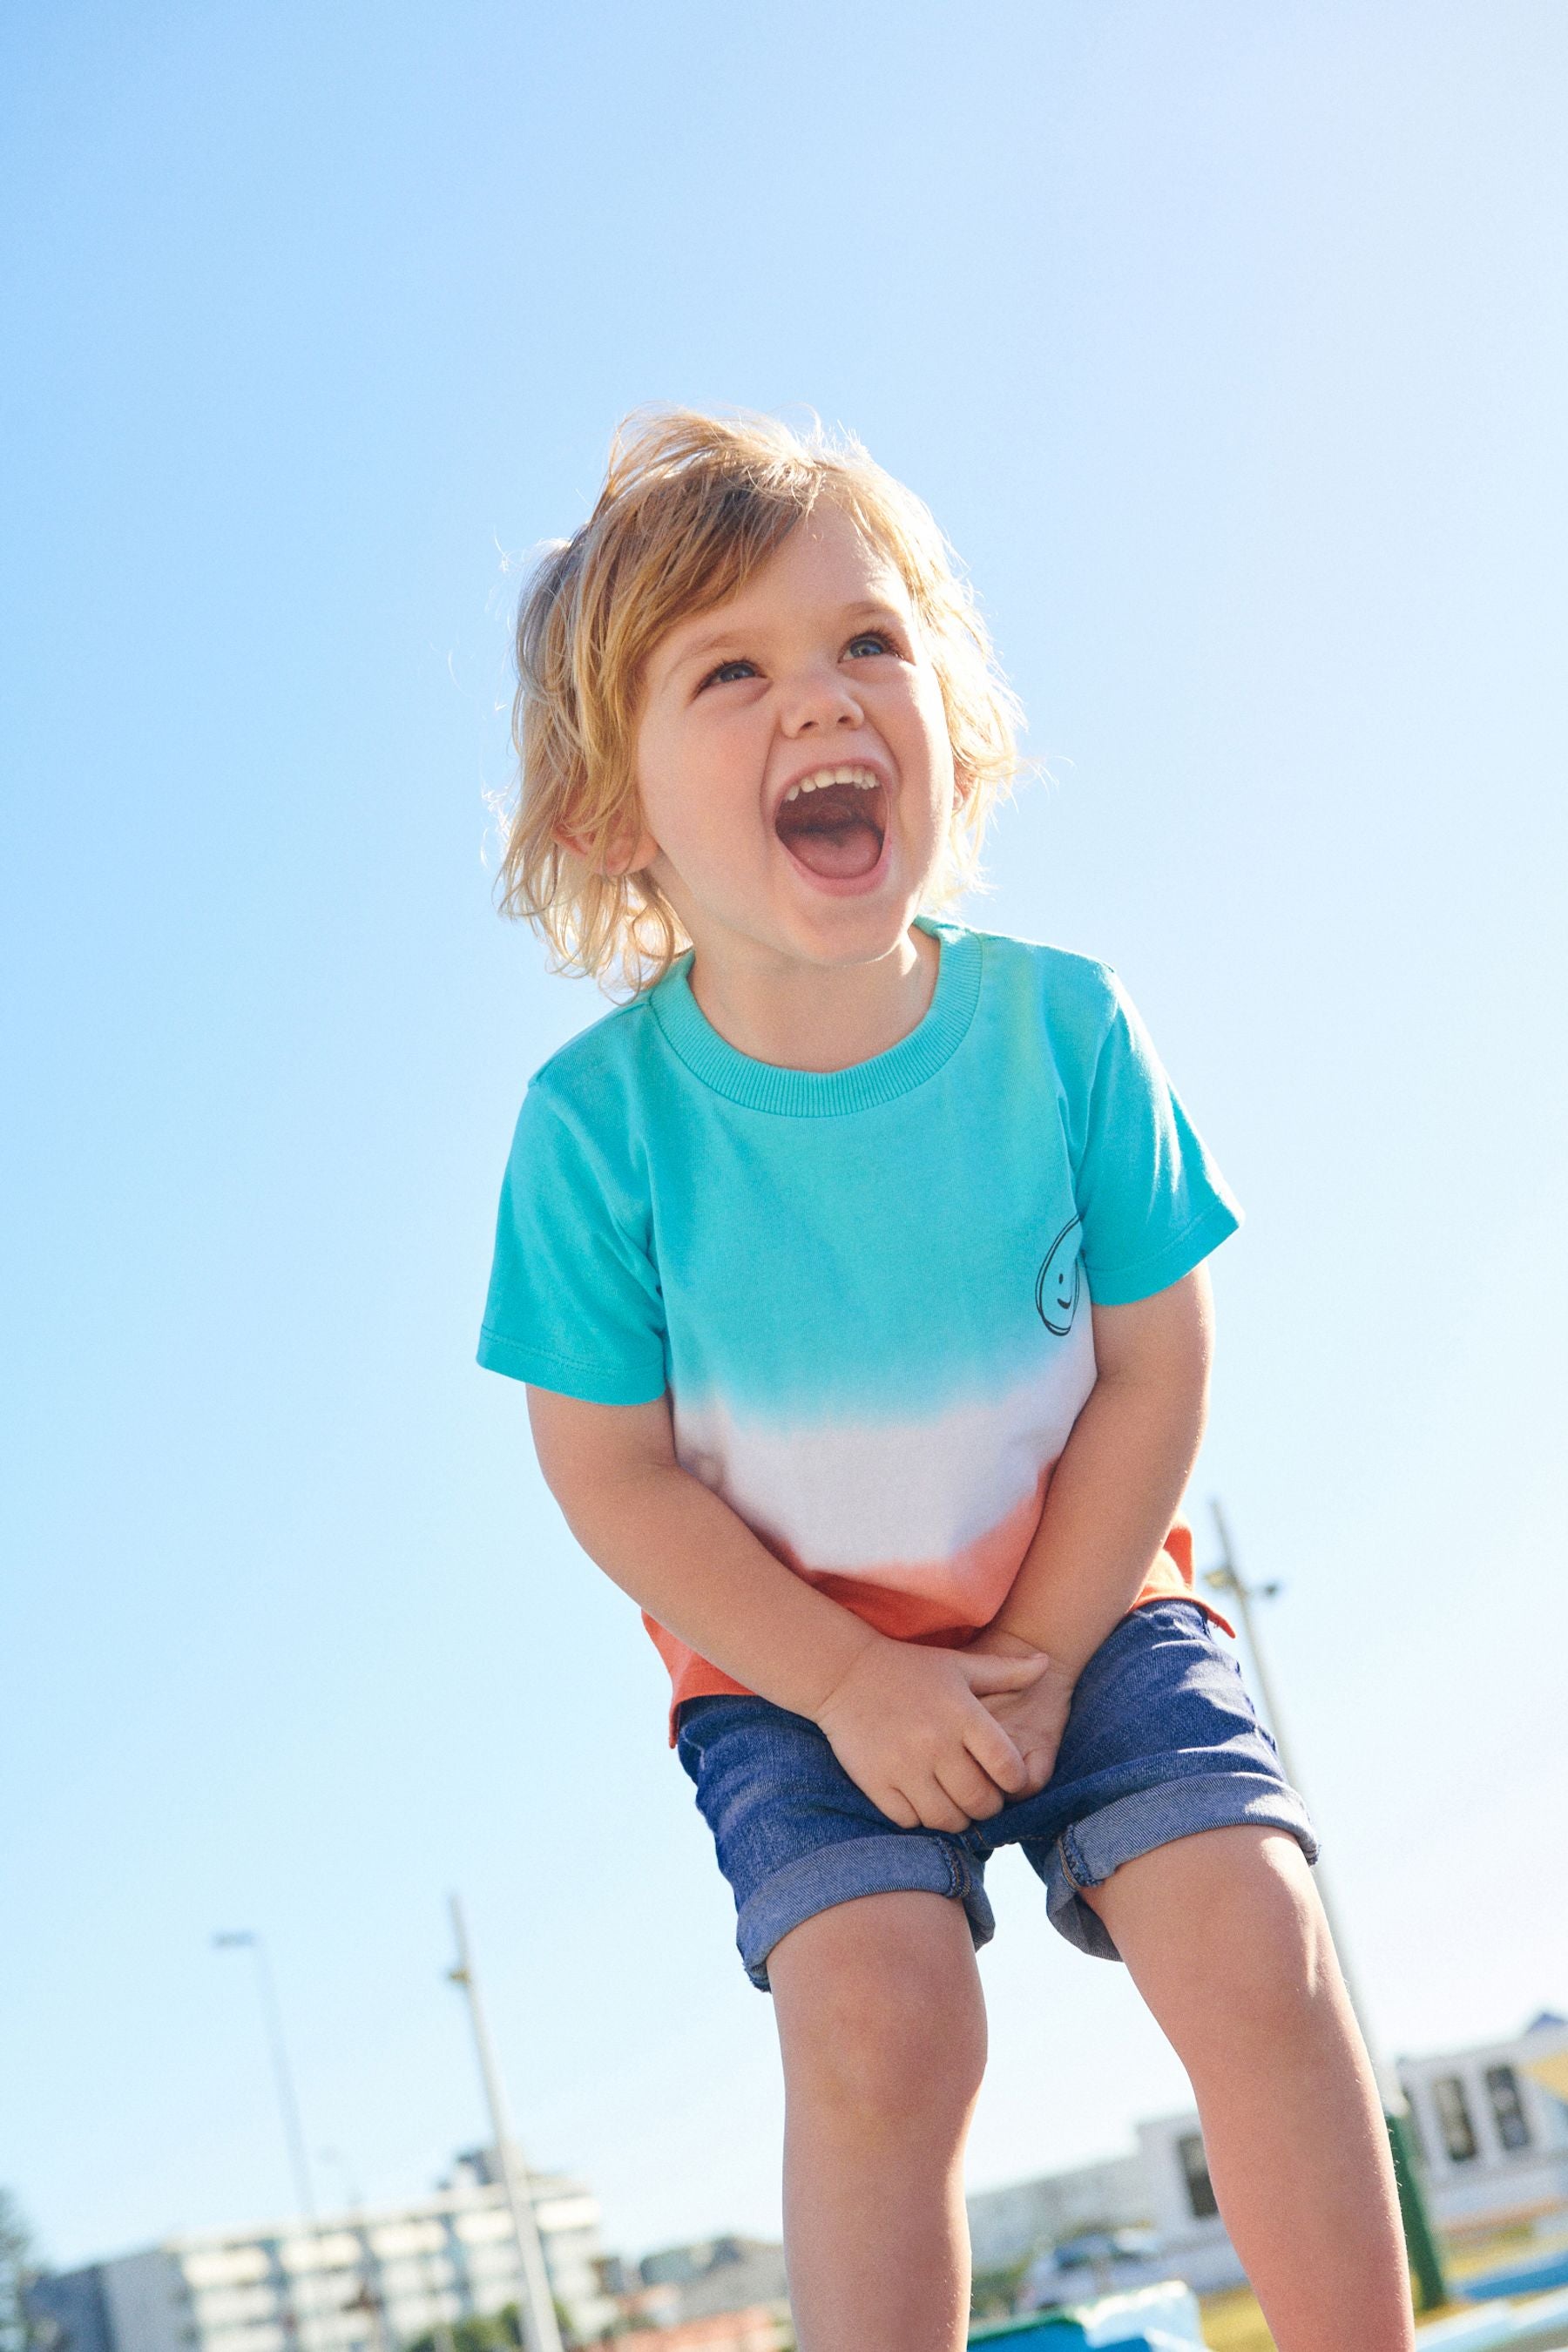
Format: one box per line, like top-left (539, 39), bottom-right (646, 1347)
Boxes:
top-left (779, 660), bottom-right (864, 736)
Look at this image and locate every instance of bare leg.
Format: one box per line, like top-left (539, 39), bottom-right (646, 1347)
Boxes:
top-left (768, 1889), bottom-right (987, 2352)
top-left (1085, 1825), bottom-right (1416, 2352)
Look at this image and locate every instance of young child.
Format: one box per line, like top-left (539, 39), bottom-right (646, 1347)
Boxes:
top-left (478, 411), bottom-right (1415, 2352)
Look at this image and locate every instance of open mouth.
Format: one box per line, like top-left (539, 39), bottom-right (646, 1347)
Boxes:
top-left (774, 764), bottom-right (889, 881)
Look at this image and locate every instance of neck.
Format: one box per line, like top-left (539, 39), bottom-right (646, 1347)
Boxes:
top-left (686, 924), bottom-right (940, 1072)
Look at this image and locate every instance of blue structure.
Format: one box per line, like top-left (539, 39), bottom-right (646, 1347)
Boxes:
top-left (1460, 2248), bottom-right (1568, 2302)
top-left (970, 2279), bottom-right (1209, 2348)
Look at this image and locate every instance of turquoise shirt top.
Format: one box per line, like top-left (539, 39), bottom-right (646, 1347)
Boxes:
top-left (479, 919), bottom-right (1240, 1713)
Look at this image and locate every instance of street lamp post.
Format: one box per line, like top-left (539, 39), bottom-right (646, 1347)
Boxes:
top-left (213, 1931), bottom-right (320, 2351)
top-left (444, 1897), bottom-right (564, 2352)
top-left (213, 1932), bottom-right (318, 2222)
top-left (1202, 1504), bottom-right (1448, 2315)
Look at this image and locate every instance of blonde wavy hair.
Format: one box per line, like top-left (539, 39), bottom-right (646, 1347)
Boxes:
top-left (497, 408), bottom-right (1022, 994)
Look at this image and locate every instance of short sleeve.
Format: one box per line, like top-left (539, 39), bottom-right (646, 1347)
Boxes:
top-left (1074, 976), bottom-right (1241, 1306)
top-left (476, 1084), bottom-right (668, 1404)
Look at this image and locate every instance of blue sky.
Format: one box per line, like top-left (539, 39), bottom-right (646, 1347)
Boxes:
top-left (4, 0), bottom-right (1566, 2277)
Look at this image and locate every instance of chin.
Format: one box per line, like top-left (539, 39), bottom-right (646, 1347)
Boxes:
top-left (787, 897), bottom-right (925, 968)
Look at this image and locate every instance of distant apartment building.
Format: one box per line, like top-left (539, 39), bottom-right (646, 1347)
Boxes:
top-left (27, 2148), bottom-right (618, 2352)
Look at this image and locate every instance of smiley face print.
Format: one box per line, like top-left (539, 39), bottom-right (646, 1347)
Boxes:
top-left (1034, 1214), bottom-right (1083, 1335)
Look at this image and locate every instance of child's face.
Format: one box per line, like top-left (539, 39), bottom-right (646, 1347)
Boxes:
top-left (628, 503), bottom-right (960, 977)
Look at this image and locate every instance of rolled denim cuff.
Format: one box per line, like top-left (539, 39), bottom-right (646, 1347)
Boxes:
top-left (736, 1831), bottom-right (996, 1990)
top-left (1045, 1770), bottom-right (1320, 1961)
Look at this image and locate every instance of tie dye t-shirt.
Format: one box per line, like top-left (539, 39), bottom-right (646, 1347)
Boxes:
top-left (478, 920), bottom-right (1240, 1734)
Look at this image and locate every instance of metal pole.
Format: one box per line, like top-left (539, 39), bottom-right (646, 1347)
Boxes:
top-left (214, 1931), bottom-right (320, 2350)
top-left (214, 1931), bottom-right (318, 2220)
top-left (1202, 1504), bottom-right (1449, 2314)
top-left (321, 2151), bottom-right (391, 2352)
top-left (444, 1897), bottom-right (564, 2352)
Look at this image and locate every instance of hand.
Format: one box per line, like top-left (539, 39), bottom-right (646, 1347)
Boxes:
top-left (812, 1635), bottom-right (1051, 1833)
top-left (966, 1630), bottom-right (1077, 1797)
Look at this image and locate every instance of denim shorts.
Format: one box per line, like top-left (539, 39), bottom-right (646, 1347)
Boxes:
top-left (676, 1600), bottom-right (1318, 1990)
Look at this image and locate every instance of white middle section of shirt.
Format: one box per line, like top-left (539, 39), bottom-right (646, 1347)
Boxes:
top-left (672, 1316), bottom-right (1098, 1594)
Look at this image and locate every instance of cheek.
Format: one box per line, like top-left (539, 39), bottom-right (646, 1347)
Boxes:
top-left (635, 724), bottom-right (758, 873)
top-left (633, 715), bottom-right (708, 844)
top-left (906, 671), bottom-right (958, 785)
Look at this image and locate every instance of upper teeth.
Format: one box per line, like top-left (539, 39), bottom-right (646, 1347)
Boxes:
top-left (781, 766), bottom-right (880, 803)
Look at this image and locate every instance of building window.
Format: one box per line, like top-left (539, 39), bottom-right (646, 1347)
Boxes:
top-left (1432, 2076), bottom-right (1478, 2164)
top-left (1177, 2133), bottom-right (1219, 2220)
top-left (1485, 2065), bottom-right (1533, 2153)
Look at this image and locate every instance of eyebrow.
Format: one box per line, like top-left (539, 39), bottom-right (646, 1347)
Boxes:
top-left (662, 598), bottom-right (909, 673)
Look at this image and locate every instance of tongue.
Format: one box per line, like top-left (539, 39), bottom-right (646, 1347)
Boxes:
top-left (776, 786), bottom-right (884, 879)
top-left (786, 818), bottom-right (882, 878)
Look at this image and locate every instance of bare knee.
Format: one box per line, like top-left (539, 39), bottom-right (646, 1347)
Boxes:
top-left (1208, 1835), bottom-right (1345, 2037)
top-left (772, 1892), bottom-right (986, 2132)
top-left (794, 1982), bottom-right (983, 2129)
top-left (1092, 1828), bottom-right (1353, 2065)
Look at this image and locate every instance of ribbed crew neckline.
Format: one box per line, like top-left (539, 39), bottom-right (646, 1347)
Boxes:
top-left (648, 919), bottom-right (982, 1117)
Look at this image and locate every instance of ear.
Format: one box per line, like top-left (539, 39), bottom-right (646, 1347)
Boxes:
top-left (555, 820), bottom-right (660, 876)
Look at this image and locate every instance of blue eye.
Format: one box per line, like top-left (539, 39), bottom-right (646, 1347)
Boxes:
top-left (700, 657), bottom-right (757, 689)
top-left (847, 631), bottom-right (896, 659)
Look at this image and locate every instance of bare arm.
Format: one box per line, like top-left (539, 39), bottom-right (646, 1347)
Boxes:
top-left (972, 1266), bottom-right (1214, 1787)
top-left (525, 1385), bottom-right (1048, 1831)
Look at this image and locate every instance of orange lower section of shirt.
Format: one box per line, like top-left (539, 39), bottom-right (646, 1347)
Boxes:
top-left (650, 1521), bottom-right (1234, 1745)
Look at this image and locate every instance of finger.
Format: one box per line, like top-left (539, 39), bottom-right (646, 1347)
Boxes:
top-left (963, 1707), bottom-right (1032, 1796)
top-left (959, 1650), bottom-right (1051, 1695)
top-left (935, 1755), bottom-right (1008, 1821)
top-left (911, 1780), bottom-right (971, 1835)
top-left (876, 1784), bottom-right (920, 1830)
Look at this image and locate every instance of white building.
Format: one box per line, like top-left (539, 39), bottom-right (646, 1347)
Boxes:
top-left (27, 2149), bottom-right (618, 2352)
top-left (1139, 2012), bottom-right (1568, 2294)
top-left (1132, 2110), bottom-right (1251, 2296)
top-left (963, 2012), bottom-right (1568, 2299)
top-left (1400, 2011), bottom-right (1568, 2229)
